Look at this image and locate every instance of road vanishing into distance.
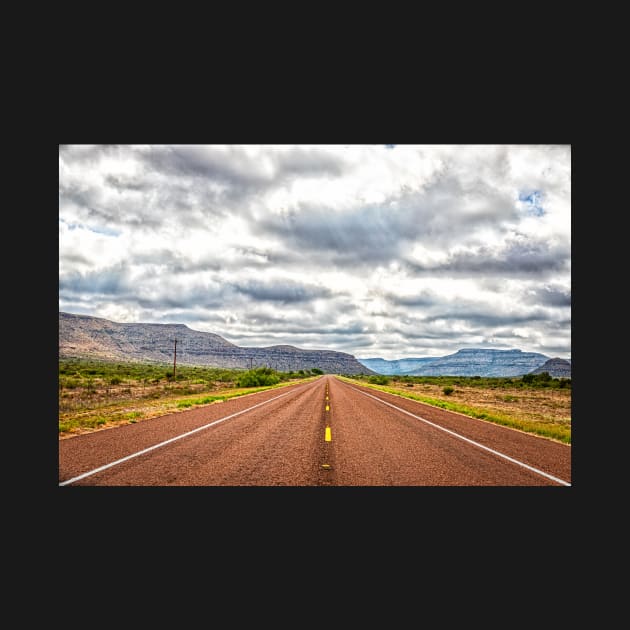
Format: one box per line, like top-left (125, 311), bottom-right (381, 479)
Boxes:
top-left (59, 375), bottom-right (571, 486)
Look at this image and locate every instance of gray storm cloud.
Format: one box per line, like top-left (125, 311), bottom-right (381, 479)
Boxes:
top-left (231, 279), bottom-right (332, 304)
top-left (404, 237), bottom-right (570, 277)
top-left (526, 284), bottom-right (572, 307)
top-left (59, 266), bottom-right (131, 295)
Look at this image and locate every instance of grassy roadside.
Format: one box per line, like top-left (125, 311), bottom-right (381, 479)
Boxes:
top-left (336, 376), bottom-right (571, 444)
top-left (59, 367), bottom-right (317, 437)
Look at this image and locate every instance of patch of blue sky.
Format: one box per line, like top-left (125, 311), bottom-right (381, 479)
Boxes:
top-left (518, 190), bottom-right (545, 216)
top-left (88, 225), bottom-right (121, 237)
top-left (59, 217), bottom-right (121, 236)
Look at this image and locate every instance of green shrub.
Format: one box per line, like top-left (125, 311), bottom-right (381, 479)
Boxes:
top-left (368, 375), bottom-right (390, 385)
top-left (443, 386), bottom-right (454, 395)
top-left (237, 367), bottom-right (281, 388)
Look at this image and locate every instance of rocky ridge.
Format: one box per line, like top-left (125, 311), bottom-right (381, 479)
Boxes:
top-left (59, 312), bottom-right (373, 375)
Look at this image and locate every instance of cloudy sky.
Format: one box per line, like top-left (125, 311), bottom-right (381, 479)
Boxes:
top-left (59, 144), bottom-right (571, 360)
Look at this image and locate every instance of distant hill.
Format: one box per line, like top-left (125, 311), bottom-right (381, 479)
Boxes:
top-left (359, 348), bottom-right (553, 377)
top-left (358, 357), bottom-right (437, 375)
top-left (59, 312), bottom-right (374, 375)
top-left (530, 357), bottom-right (571, 378)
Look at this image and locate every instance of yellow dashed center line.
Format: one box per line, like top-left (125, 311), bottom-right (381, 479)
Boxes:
top-left (324, 385), bottom-right (331, 440)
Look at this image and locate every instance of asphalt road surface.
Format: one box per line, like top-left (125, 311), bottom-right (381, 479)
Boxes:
top-left (59, 375), bottom-right (571, 486)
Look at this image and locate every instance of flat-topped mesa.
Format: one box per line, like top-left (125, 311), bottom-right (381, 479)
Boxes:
top-left (530, 358), bottom-right (571, 378)
top-left (359, 348), bottom-right (556, 377)
top-left (59, 312), bottom-right (374, 375)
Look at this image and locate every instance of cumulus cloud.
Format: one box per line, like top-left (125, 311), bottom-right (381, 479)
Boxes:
top-left (59, 144), bottom-right (571, 360)
top-left (258, 172), bottom-right (521, 270)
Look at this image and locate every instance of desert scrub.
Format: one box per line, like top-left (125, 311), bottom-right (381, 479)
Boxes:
top-left (59, 359), bottom-right (315, 436)
top-left (337, 376), bottom-right (571, 444)
top-left (368, 375), bottom-right (390, 385)
top-left (236, 367), bottom-right (280, 387)
top-left (348, 373), bottom-right (571, 390)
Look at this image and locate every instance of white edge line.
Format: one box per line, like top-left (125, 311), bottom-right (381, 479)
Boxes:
top-left (59, 388), bottom-right (296, 486)
top-left (336, 377), bottom-right (569, 445)
top-left (348, 384), bottom-right (571, 487)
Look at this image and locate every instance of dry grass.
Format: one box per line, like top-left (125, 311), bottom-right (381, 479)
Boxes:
top-left (59, 378), bottom-right (311, 438)
top-left (405, 382), bottom-right (570, 424)
top-left (340, 378), bottom-right (571, 443)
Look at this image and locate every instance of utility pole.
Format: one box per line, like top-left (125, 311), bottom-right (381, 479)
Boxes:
top-left (173, 339), bottom-right (178, 380)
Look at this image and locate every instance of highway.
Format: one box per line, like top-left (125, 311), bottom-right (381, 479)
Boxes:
top-left (59, 375), bottom-right (571, 486)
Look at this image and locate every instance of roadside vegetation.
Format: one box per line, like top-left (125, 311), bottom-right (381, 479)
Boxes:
top-left (59, 359), bottom-right (320, 437)
top-left (361, 372), bottom-right (571, 389)
top-left (59, 361), bottom-right (571, 444)
top-left (340, 372), bottom-right (571, 444)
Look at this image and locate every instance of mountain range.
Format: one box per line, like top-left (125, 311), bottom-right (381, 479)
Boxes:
top-left (59, 312), bottom-right (373, 375)
top-left (358, 349), bottom-right (571, 377)
top-left (59, 312), bottom-right (571, 378)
